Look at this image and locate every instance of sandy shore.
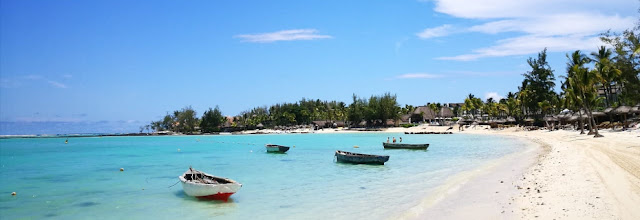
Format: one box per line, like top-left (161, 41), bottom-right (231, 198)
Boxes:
top-left (383, 125), bottom-right (640, 219)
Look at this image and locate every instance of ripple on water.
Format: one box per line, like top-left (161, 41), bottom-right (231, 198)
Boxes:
top-left (75, 201), bottom-right (99, 207)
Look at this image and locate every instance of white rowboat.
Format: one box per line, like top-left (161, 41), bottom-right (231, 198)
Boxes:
top-left (179, 168), bottom-right (242, 201)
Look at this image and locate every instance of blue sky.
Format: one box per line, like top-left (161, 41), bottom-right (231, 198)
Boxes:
top-left (0, 0), bottom-right (637, 134)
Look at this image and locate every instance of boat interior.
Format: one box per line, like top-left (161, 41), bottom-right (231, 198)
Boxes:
top-left (183, 173), bottom-right (233, 184)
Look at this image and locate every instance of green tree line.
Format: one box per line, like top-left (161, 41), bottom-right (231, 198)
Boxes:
top-left (146, 25), bottom-right (639, 135)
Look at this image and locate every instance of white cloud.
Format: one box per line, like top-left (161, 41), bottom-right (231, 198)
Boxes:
top-left (235, 29), bottom-right (332, 43)
top-left (417, 24), bottom-right (454, 39)
top-left (48, 81), bottom-right (68, 89)
top-left (425, 0), bottom-right (638, 60)
top-left (468, 14), bottom-right (635, 36)
top-left (25, 75), bottom-right (43, 80)
top-left (484, 92), bottom-right (504, 101)
top-left (431, 0), bottom-right (632, 19)
top-left (396, 73), bottom-right (443, 79)
top-left (0, 78), bottom-right (21, 88)
top-left (439, 35), bottom-right (603, 61)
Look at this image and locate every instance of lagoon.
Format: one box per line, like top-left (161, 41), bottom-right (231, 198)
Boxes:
top-left (0, 133), bottom-right (527, 219)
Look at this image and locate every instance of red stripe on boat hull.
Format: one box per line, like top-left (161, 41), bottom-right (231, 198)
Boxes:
top-left (196, 192), bottom-right (235, 202)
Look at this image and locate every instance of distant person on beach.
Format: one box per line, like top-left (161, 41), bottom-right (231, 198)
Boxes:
top-left (392, 137), bottom-right (396, 143)
top-left (399, 137), bottom-right (402, 142)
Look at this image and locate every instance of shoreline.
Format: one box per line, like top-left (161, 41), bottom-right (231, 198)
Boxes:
top-left (396, 135), bottom-right (541, 219)
top-left (398, 126), bottom-right (640, 219)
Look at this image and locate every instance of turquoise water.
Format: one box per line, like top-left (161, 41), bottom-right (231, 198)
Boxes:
top-left (0, 133), bottom-right (527, 219)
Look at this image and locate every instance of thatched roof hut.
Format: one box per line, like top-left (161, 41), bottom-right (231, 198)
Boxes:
top-left (612, 106), bottom-right (632, 114)
top-left (631, 104), bottom-right (640, 113)
top-left (591, 111), bottom-right (606, 117)
top-left (557, 111), bottom-right (572, 120)
top-left (400, 114), bottom-right (411, 123)
top-left (567, 115), bottom-right (578, 122)
top-left (603, 107), bottom-right (615, 114)
top-left (413, 106), bottom-right (436, 120)
top-left (440, 107), bottom-right (455, 118)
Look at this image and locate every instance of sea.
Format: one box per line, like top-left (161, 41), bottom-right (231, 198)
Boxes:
top-left (0, 132), bottom-right (528, 219)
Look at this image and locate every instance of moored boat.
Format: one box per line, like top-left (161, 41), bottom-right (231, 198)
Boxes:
top-left (179, 168), bottom-right (242, 201)
top-left (335, 150), bottom-right (390, 165)
top-left (265, 144), bottom-right (290, 153)
top-left (382, 142), bottom-right (429, 150)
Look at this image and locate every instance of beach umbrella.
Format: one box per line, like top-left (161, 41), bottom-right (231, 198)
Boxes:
top-left (631, 104), bottom-right (640, 113)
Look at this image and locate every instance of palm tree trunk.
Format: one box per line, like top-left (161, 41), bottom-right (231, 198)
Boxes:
top-left (585, 109), bottom-right (594, 135)
top-left (604, 86), bottom-right (611, 107)
top-left (585, 106), bottom-right (603, 137)
top-left (578, 111), bottom-right (585, 134)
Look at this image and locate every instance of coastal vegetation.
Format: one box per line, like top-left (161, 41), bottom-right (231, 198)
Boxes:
top-left (146, 26), bottom-right (639, 135)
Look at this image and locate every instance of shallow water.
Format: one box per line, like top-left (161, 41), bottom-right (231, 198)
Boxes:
top-left (0, 133), bottom-right (527, 219)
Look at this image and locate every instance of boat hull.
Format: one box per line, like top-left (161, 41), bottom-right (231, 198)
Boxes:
top-left (335, 150), bottom-right (389, 165)
top-left (265, 144), bottom-right (290, 153)
top-left (382, 142), bottom-right (429, 150)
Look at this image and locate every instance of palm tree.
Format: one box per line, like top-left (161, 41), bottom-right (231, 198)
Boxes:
top-left (567, 65), bottom-right (604, 137)
top-left (591, 46), bottom-right (622, 107)
top-left (428, 103), bottom-right (439, 124)
top-left (564, 50), bottom-right (593, 134)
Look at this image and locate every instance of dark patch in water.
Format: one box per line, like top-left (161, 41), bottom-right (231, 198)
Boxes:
top-left (173, 190), bottom-right (187, 198)
top-left (76, 201), bottom-right (99, 207)
top-left (26, 175), bottom-right (73, 183)
top-left (280, 159), bottom-right (294, 162)
top-left (359, 187), bottom-right (366, 190)
top-left (44, 213), bottom-right (57, 218)
top-left (81, 190), bottom-right (106, 196)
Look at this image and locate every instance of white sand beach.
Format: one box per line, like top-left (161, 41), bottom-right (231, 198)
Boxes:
top-left (391, 125), bottom-right (640, 219)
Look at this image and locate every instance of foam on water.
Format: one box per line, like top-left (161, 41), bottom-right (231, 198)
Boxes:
top-left (0, 133), bottom-right (527, 219)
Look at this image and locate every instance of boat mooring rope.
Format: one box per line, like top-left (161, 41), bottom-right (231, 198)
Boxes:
top-left (168, 180), bottom-right (180, 188)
